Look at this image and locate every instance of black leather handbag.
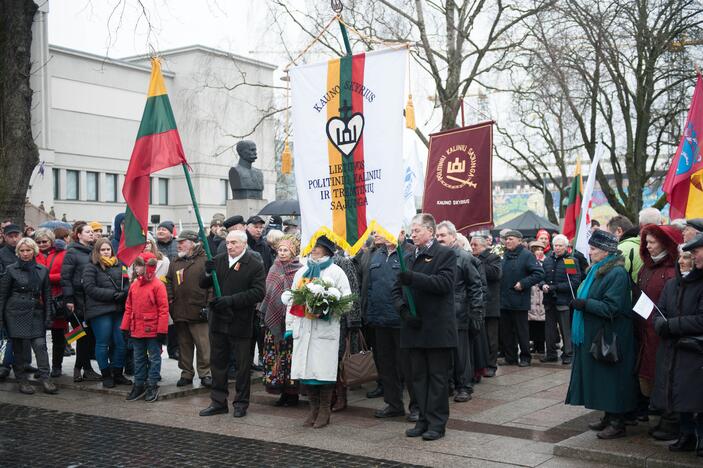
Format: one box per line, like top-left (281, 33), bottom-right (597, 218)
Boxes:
top-left (590, 317), bottom-right (619, 364)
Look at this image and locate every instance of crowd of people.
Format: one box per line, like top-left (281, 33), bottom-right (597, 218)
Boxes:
top-left (0, 208), bottom-right (702, 452)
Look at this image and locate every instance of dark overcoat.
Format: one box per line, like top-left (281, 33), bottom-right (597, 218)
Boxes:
top-left (0, 262), bottom-right (51, 338)
top-left (60, 242), bottom-right (93, 317)
top-left (200, 250), bottom-right (265, 338)
top-left (392, 242), bottom-right (457, 349)
top-left (651, 267), bottom-right (703, 413)
top-left (452, 248), bottom-right (483, 330)
top-left (541, 251), bottom-right (581, 307)
top-left (477, 249), bottom-right (502, 318)
top-left (500, 245), bottom-right (544, 310)
top-left (83, 262), bottom-right (129, 320)
top-left (565, 255), bottom-right (638, 414)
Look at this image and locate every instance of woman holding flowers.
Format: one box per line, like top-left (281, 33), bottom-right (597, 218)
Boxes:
top-left (261, 235), bottom-right (303, 406)
top-left (284, 236), bottom-right (352, 429)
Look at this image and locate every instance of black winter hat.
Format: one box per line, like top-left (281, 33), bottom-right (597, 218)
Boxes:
top-left (588, 229), bottom-right (619, 253)
top-left (682, 232), bottom-right (703, 252)
top-left (157, 221), bottom-right (175, 233)
top-left (314, 235), bottom-right (336, 256)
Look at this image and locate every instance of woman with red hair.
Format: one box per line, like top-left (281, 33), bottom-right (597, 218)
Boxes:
top-left (636, 224), bottom-right (682, 437)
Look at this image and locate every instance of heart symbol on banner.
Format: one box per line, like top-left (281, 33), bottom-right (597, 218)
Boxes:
top-left (326, 113), bottom-right (365, 157)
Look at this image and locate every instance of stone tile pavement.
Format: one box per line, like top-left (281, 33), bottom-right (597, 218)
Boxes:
top-left (0, 355), bottom-right (701, 467)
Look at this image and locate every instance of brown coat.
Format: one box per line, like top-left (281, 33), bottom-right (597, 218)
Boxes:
top-left (166, 246), bottom-right (210, 323)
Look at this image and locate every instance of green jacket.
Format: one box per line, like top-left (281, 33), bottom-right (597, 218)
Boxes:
top-left (618, 236), bottom-right (642, 284)
top-left (565, 255), bottom-right (638, 414)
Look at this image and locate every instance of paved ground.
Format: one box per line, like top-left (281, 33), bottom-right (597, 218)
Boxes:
top-left (0, 352), bottom-right (700, 467)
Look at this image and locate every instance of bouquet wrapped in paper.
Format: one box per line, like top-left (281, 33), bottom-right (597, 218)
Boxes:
top-left (283, 278), bottom-right (355, 321)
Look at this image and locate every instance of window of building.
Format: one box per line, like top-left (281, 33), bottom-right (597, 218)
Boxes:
top-left (66, 170), bottom-right (79, 200)
top-left (86, 171), bottom-right (99, 201)
top-left (105, 174), bottom-right (118, 202)
top-left (222, 179), bottom-right (229, 205)
top-left (158, 178), bottom-right (169, 205)
top-left (53, 168), bottom-right (60, 200)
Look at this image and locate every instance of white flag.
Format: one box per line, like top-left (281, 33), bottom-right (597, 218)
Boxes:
top-left (633, 292), bottom-right (654, 319)
top-left (575, 142), bottom-right (604, 261)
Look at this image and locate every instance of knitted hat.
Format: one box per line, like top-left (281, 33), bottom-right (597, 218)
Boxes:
top-left (588, 229), bottom-right (619, 253)
top-left (89, 221), bottom-right (104, 232)
top-left (157, 221), bottom-right (175, 233)
top-left (177, 230), bottom-right (199, 242)
top-left (504, 229), bottom-right (523, 239)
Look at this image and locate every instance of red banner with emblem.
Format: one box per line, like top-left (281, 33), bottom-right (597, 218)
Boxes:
top-left (422, 121), bottom-right (493, 233)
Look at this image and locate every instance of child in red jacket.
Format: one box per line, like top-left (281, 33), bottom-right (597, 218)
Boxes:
top-left (121, 252), bottom-right (169, 402)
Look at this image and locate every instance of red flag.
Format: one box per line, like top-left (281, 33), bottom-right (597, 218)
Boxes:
top-left (663, 73), bottom-right (703, 219)
top-left (119, 58), bottom-right (188, 266)
top-left (562, 160), bottom-right (582, 240)
top-left (422, 122), bottom-right (493, 232)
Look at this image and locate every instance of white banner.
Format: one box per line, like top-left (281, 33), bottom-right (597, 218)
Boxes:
top-left (290, 48), bottom-right (408, 254)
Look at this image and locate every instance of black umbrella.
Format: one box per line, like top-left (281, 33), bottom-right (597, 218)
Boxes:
top-left (491, 210), bottom-right (559, 238)
top-left (258, 199), bottom-right (300, 216)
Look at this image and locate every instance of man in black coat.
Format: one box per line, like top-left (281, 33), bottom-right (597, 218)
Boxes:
top-left (470, 234), bottom-right (502, 377)
top-left (199, 230), bottom-right (265, 418)
top-left (539, 234), bottom-right (580, 365)
top-left (245, 215), bottom-right (272, 372)
top-left (436, 221), bottom-right (483, 403)
top-left (392, 213), bottom-right (456, 441)
top-left (499, 230), bottom-right (544, 367)
top-left (0, 223), bottom-right (21, 276)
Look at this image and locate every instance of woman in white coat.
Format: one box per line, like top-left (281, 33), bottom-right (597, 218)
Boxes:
top-left (284, 236), bottom-right (351, 428)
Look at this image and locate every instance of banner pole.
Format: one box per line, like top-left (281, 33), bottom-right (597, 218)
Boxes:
top-left (181, 163), bottom-right (222, 297)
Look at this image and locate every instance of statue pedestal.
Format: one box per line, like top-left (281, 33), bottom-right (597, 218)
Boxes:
top-left (227, 199), bottom-right (268, 219)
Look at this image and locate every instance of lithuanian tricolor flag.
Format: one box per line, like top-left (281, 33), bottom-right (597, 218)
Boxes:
top-left (65, 324), bottom-right (86, 345)
top-left (290, 48), bottom-right (408, 255)
top-left (118, 58), bottom-right (188, 266)
top-left (562, 160), bottom-right (582, 240)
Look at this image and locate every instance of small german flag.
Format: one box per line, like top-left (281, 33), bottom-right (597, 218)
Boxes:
top-left (65, 324), bottom-right (87, 345)
top-left (564, 257), bottom-right (578, 275)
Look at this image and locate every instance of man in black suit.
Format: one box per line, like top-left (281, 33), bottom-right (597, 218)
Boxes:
top-left (199, 230), bottom-right (265, 418)
top-left (392, 213), bottom-right (457, 441)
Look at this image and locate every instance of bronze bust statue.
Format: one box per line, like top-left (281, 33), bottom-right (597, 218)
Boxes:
top-left (229, 140), bottom-right (264, 200)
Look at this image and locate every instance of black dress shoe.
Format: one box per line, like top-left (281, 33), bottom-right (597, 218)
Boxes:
top-left (200, 376), bottom-right (212, 388)
top-left (454, 390), bottom-right (472, 402)
top-left (405, 425), bottom-right (427, 437)
top-left (539, 356), bottom-right (558, 363)
top-left (597, 424), bottom-right (626, 439)
top-left (199, 403), bottom-right (228, 416)
top-left (406, 409), bottom-right (420, 422)
top-left (588, 415), bottom-right (610, 431)
top-left (669, 433), bottom-right (697, 452)
top-left (176, 377), bottom-right (193, 387)
top-left (422, 430), bottom-right (445, 441)
top-left (374, 405), bottom-right (405, 418)
top-left (518, 360), bottom-right (531, 367)
top-left (484, 368), bottom-right (496, 378)
top-left (366, 386), bottom-right (384, 398)
top-left (233, 407), bottom-right (247, 418)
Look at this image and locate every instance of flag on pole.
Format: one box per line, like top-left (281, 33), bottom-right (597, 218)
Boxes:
top-left (574, 143), bottom-right (604, 261)
top-left (118, 58), bottom-right (188, 266)
top-left (562, 160), bottom-right (583, 240)
top-left (65, 324), bottom-right (87, 344)
top-left (289, 48), bottom-right (407, 254)
top-left (663, 73), bottom-right (703, 219)
top-left (563, 257), bottom-right (578, 275)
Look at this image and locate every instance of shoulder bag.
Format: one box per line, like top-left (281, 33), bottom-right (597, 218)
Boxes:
top-left (340, 331), bottom-right (378, 386)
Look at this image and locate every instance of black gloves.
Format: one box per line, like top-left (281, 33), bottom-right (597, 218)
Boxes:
top-left (399, 305), bottom-right (422, 329)
top-left (209, 296), bottom-right (232, 312)
top-left (399, 271), bottom-right (413, 286)
top-left (205, 259), bottom-right (216, 274)
top-left (654, 316), bottom-right (670, 338)
top-left (113, 291), bottom-right (127, 302)
top-left (570, 298), bottom-right (587, 311)
top-left (157, 333), bottom-right (168, 345)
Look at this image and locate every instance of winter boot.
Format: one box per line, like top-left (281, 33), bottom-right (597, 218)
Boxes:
top-left (126, 384), bottom-right (147, 401)
top-left (83, 367), bottom-right (102, 382)
top-left (145, 385), bottom-right (159, 402)
top-left (18, 380), bottom-right (35, 395)
top-left (73, 368), bottom-right (83, 383)
top-left (101, 368), bottom-right (115, 388)
top-left (112, 368), bottom-right (133, 386)
top-left (303, 386), bottom-right (320, 427)
top-left (314, 385), bottom-right (334, 428)
top-left (331, 381), bottom-right (347, 413)
top-left (41, 379), bottom-right (59, 395)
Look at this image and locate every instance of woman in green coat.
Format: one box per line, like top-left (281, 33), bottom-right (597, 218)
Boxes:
top-left (566, 229), bottom-right (637, 440)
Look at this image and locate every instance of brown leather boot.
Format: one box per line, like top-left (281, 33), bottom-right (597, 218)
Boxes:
top-left (331, 381), bottom-right (347, 413)
top-left (314, 385), bottom-right (334, 428)
top-left (303, 386), bottom-right (320, 427)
